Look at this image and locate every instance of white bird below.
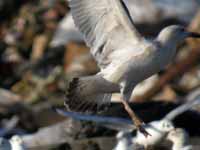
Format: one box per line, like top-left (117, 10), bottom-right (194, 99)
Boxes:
top-left (133, 119), bottom-right (174, 148)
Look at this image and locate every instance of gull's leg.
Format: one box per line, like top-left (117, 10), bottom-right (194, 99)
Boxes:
top-left (121, 85), bottom-right (150, 137)
top-left (121, 99), bottom-right (150, 137)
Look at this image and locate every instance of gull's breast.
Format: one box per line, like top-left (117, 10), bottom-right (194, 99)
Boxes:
top-left (101, 44), bottom-right (159, 84)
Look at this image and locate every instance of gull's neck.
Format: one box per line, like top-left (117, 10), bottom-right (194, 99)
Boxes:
top-left (156, 33), bottom-right (179, 49)
top-left (154, 34), bottom-right (178, 68)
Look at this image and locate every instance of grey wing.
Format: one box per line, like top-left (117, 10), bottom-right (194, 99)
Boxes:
top-left (69, 0), bottom-right (143, 68)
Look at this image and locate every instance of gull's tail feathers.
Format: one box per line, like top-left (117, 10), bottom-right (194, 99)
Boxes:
top-left (65, 75), bottom-right (120, 114)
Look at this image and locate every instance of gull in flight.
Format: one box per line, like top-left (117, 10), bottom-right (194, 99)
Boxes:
top-left (65, 0), bottom-right (200, 136)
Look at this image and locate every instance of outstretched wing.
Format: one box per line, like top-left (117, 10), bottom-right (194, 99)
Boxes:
top-left (69, 0), bottom-right (143, 68)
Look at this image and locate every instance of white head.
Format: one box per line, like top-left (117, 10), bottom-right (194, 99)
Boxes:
top-left (157, 25), bottom-right (200, 46)
top-left (157, 119), bottom-right (175, 132)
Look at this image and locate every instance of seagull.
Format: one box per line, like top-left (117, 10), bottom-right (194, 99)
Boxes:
top-left (132, 119), bottom-right (174, 149)
top-left (132, 95), bottom-right (200, 148)
top-left (65, 0), bottom-right (200, 136)
top-left (167, 128), bottom-right (193, 150)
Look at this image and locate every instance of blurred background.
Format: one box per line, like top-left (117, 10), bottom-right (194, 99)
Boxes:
top-left (1, 0), bottom-right (200, 149)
